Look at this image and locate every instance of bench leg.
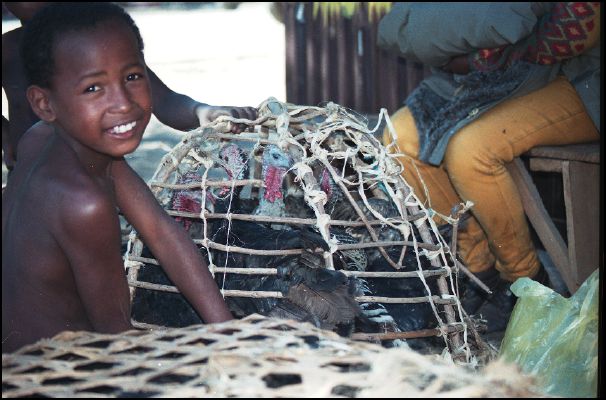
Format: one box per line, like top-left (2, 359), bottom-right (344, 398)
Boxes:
top-left (506, 158), bottom-right (576, 293)
top-left (563, 160), bottom-right (599, 290)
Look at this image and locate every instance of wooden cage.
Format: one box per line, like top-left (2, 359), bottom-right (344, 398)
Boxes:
top-left (123, 98), bottom-right (477, 361)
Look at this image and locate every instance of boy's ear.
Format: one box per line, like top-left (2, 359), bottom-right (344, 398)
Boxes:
top-left (26, 85), bottom-right (56, 122)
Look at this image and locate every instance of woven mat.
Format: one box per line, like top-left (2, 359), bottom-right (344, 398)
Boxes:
top-left (2, 315), bottom-right (547, 398)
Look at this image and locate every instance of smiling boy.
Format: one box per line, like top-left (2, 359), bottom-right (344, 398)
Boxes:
top-left (2, 2), bottom-right (256, 174)
top-left (2, 3), bottom-right (233, 353)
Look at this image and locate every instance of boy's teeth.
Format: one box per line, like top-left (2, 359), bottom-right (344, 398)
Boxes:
top-left (110, 121), bottom-right (136, 134)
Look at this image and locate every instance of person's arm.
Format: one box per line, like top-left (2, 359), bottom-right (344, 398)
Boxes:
top-left (3, 31), bottom-right (17, 170)
top-left (111, 158), bottom-right (233, 323)
top-left (147, 67), bottom-right (257, 134)
top-left (147, 67), bottom-right (201, 131)
top-left (452, 2), bottom-right (601, 74)
top-left (56, 183), bottom-right (133, 333)
top-left (2, 116), bottom-right (14, 171)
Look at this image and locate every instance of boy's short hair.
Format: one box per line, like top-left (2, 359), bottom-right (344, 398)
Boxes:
top-left (21, 2), bottom-right (145, 88)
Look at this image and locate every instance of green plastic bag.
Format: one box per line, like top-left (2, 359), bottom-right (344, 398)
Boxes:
top-left (499, 269), bottom-right (599, 397)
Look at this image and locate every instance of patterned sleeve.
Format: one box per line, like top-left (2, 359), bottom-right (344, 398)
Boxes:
top-left (469, 2), bottom-right (600, 72)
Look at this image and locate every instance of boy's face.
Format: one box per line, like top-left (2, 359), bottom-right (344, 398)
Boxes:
top-left (46, 18), bottom-right (152, 158)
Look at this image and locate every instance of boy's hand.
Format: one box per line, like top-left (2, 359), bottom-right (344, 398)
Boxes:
top-left (196, 105), bottom-right (258, 134)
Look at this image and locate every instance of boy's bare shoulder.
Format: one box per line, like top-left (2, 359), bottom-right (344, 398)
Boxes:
top-left (35, 156), bottom-right (119, 236)
top-left (59, 172), bottom-right (117, 226)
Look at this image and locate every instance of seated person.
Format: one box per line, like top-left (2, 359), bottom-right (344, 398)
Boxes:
top-left (379, 2), bottom-right (600, 332)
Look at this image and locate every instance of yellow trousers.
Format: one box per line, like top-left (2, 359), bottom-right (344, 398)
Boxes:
top-left (383, 76), bottom-right (599, 281)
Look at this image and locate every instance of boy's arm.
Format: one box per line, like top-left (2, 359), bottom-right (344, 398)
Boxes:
top-left (147, 67), bottom-right (257, 134)
top-left (57, 184), bottom-right (133, 333)
top-left (111, 158), bottom-right (233, 323)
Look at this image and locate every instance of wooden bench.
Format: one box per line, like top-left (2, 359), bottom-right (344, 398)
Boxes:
top-left (507, 143), bottom-right (600, 294)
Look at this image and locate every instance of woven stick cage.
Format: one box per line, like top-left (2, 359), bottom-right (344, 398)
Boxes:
top-left (2, 315), bottom-right (542, 398)
top-left (123, 97), bottom-right (478, 362)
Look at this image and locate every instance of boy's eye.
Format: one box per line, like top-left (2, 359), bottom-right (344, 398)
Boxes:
top-left (84, 85), bottom-right (100, 93)
top-left (126, 73), bottom-right (142, 81)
